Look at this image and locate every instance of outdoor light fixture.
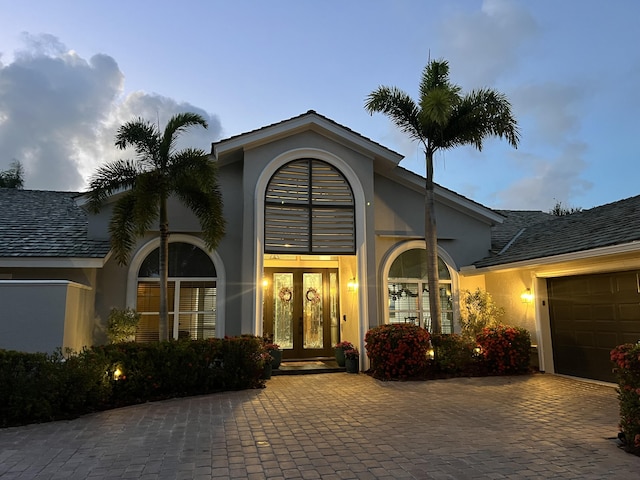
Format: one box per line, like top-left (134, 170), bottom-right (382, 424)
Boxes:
top-left (521, 288), bottom-right (534, 303)
top-left (347, 278), bottom-right (358, 292)
top-left (262, 278), bottom-right (269, 288)
top-left (113, 367), bottom-right (123, 381)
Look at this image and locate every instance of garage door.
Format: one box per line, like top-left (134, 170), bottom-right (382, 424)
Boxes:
top-left (548, 271), bottom-right (640, 382)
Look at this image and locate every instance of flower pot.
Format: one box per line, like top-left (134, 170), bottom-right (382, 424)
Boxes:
top-left (263, 362), bottom-right (273, 379)
top-left (334, 347), bottom-right (346, 367)
top-left (345, 357), bottom-right (359, 374)
top-left (270, 349), bottom-right (282, 369)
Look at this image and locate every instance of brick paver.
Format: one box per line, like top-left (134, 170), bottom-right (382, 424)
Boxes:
top-left (1, 374), bottom-right (639, 479)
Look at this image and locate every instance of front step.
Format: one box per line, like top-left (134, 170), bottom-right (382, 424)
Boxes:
top-left (272, 359), bottom-right (345, 376)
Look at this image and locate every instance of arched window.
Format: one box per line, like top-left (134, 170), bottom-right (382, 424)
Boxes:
top-left (136, 242), bottom-right (217, 342)
top-left (264, 159), bottom-right (355, 254)
top-left (387, 248), bottom-right (453, 333)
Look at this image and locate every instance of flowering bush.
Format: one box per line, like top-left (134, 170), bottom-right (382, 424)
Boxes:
top-left (344, 347), bottom-right (359, 359)
top-left (335, 341), bottom-right (354, 350)
top-left (476, 325), bottom-right (531, 375)
top-left (263, 343), bottom-right (280, 351)
top-left (365, 324), bottom-right (431, 380)
top-left (611, 342), bottom-right (640, 455)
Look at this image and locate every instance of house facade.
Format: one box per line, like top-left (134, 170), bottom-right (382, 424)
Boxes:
top-left (1, 111), bottom-right (638, 382)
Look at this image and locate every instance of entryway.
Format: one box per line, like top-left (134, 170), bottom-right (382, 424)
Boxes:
top-left (263, 268), bottom-right (339, 359)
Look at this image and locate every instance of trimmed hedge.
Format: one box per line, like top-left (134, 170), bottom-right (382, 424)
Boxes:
top-left (0, 336), bottom-right (267, 428)
top-left (476, 325), bottom-right (531, 375)
top-left (611, 342), bottom-right (640, 455)
top-left (365, 324), bottom-right (431, 380)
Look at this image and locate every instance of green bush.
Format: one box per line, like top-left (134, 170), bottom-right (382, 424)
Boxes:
top-left (611, 342), bottom-right (640, 455)
top-left (0, 335), bottom-right (267, 427)
top-left (106, 308), bottom-right (140, 343)
top-left (459, 288), bottom-right (504, 341)
top-left (476, 325), bottom-right (531, 375)
top-left (365, 324), bottom-right (431, 380)
top-left (430, 333), bottom-right (481, 374)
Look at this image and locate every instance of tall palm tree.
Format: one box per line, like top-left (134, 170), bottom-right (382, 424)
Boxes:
top-left (365, 59), bottom-right (519, 334)
top-left (87, 112), bottom-right (226, 341)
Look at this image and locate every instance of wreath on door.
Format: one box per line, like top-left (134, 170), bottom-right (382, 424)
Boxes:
top-left (278, 286), bottom-right (292, 303)
top-left (305, 287), bottom-right (321, 304)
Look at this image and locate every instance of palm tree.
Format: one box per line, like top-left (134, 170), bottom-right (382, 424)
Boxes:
top-left (365, 59), bottom-right (519, 334)
top-left (87, 112), bottom-right (226, 341)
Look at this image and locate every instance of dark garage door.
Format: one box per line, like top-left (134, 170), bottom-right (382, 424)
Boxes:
top-left (548, 271), bottom-right (640, 382)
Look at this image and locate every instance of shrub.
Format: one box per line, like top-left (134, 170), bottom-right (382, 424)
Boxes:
top-left (0, 335), bottom-right (267, 427)
top-left (476, 325), bottom-right (531, 375)
top-left (106, 308), bottom-right (141, 343)
top-left (365, 324), bottom-right (431, 380)
top-left (459, 288), bottom-right (504, 341)
top-left (611, 342), bottom-right (640, 455)
top-left (430, 333), bottom-right (480, 375)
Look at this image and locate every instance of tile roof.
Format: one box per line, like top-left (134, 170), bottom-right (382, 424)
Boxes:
top-left (475, 195), bottom-right (640, 268)
top-left (0, 188), bottom-right (111, 258)
top-left (490, 210), bottom-right (555, 253)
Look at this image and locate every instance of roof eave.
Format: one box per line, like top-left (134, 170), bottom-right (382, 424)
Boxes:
top-left (462, 240), bottom-right (640, 275)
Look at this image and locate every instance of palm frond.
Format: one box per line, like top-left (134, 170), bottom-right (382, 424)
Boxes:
top-left (172, 156), bottom-right (226, 250)
top-left (443, 88), bottom-right (520, 151)
top-left (365, 86), bottom-right (424, 143)
top-left (108, 193), bottom-right (140, 265)
top-left (159, 113), bottom-right (208, 162)
top-left (115, 118), bottom-right (159, 165)
top-left (86, 159), bottom-right (140, 213)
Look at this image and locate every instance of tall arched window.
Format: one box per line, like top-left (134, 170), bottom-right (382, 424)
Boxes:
top-left (136, 242), bottom-right (217, 342)
top-left (264, 159), bottom-right (355, 254)
top-left (387, 248), bottom-right (453, 333)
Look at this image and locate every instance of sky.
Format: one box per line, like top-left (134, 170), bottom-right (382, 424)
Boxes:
top-left (0, 0), bottom-right (638, 212)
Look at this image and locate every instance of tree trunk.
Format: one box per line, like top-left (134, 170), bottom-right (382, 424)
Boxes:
top-left (158, 196), bottom-right (170, 342)
top-left (424, 149), bottom-right (442, 334)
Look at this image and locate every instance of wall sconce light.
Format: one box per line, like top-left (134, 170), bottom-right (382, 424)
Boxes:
top-left (347, 278), bottom-right (358, 292)
top-left (521, 288), bottom-right (534, 303)
top-left (262, 278), bottom-right (269, 288)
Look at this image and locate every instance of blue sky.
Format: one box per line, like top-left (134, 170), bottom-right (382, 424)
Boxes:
top-left (0, 0), bottom-right (638, 212)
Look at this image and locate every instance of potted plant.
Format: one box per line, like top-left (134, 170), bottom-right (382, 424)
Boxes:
top-left (265, 343), bottom-right (282, 369)
top-left (344, 347), bottom-right (360, 374)
top-left (334, 341), bottom-right (354, 367)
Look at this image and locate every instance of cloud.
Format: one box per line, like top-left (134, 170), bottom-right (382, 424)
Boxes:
top-left (0, 34), bottom-right (222, 191)
top-left (495, 143), bottom-right (593, 210)
top-left (438, 0), bottom-right (537, 87)
top-left (511, 82), bottom-right (584, 146)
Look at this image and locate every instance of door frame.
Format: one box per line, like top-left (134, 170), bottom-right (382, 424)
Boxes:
top-left (263, 267), bottom-right (339, 359)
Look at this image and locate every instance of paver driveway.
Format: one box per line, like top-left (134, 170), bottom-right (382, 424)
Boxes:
top-left (1, 373), bottom-right (639, 479)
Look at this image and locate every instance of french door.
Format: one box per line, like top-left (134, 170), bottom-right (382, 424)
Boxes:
top-left (263, 268), bottom-right (339, 359)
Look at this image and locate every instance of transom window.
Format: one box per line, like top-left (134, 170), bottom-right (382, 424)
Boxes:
top-left (387, 248), bottom-right (453, 333)
top-left (136, 242), bottom-right (217, 342)
top-left (264, 159), bottom-right (355, 254)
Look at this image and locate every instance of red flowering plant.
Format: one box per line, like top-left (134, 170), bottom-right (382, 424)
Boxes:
top-left (335, 341), bottom-right (355, 350)
top-left (343, 347), bottom-right (359, 360)
top-left (365, 324), bottom-right (431, 380)
top-left (611, 341), bottom-right (640, 455)
top-left (475, 325), bottom-right (531, 375)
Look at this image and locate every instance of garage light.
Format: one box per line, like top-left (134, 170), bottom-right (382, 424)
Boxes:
top-left (521, 288), bottom-right (534, 303)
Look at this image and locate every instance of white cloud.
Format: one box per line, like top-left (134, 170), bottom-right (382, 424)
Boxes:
top-left (0, 34), bottom-right (222, 191)
top-left (496, 143), bottom-right (593, 210)
top-left (438, 0), bottom-right (537, 87)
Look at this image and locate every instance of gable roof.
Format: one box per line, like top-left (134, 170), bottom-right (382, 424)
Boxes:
top-left (472, 195), bottom-right (640, 269)
top-left (490, 210), bottom-right (555, 253)
top-left (212, 110), bottom-right (404, 172)
top-left (213, 110), bottom-right (505, 226)
top-left (0, 188), bottom-right (111, 264)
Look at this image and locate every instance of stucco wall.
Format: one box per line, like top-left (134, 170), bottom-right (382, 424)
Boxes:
top-left (0, 281), bottom-right (70, 353)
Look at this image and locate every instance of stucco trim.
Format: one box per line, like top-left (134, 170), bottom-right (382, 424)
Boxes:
top-left (254, 147), bottom-right (369, 351)
top-left (125, 234), bottom-right (227, 338)
top-left (462, 241), bottom-right (640, 275)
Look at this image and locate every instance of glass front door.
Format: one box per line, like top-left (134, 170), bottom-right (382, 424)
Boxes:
top-left (264, 268), bottom-right (338, 359)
